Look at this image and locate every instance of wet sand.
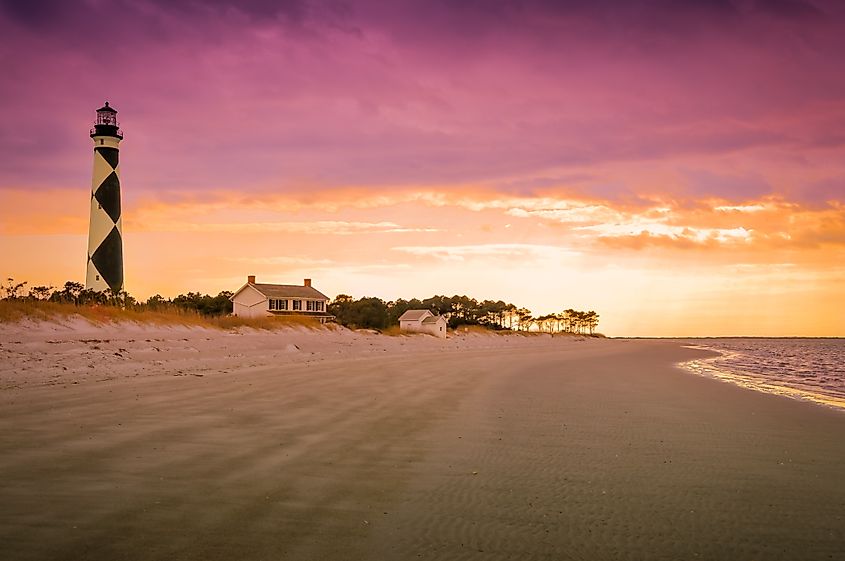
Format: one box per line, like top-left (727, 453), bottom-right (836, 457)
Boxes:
top-left (0, 326), bottom-right (843, 560)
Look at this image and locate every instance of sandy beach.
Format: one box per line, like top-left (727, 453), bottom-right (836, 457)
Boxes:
top-left (1, 321), bottom-right (843, 560)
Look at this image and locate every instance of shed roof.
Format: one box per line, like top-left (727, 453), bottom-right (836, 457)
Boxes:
top-left (251, 283), bottom-right (329, 300)
top-left (421, 316), bottom-right (445, 324)
top-left (398, 309), bottom-right (433, 321)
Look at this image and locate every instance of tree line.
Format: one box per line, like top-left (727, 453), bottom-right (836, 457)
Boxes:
top-left (1, 278), bottom-right (233, 317)
top-left (2, 278), bottom-right (601, 334)
top-left (329, 294), bottom-right (600, 334)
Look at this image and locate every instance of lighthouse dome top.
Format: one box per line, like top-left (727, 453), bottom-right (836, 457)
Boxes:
top-left (96, 101), bottom-right (117, 113)
top-left (91, 101), bottom-right (123, 140)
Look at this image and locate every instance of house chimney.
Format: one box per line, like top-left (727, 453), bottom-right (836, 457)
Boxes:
top-left (248, 275), bottom-right (256, 284)
top-left (304, 278), bottom-right (311, 287)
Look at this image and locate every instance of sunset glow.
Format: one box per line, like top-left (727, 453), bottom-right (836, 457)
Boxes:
top-left (1, 0), bottom-right (844, 336)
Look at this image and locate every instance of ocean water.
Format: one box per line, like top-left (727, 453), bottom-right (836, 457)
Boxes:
top-left (678, 338), bottom-right (845, 411)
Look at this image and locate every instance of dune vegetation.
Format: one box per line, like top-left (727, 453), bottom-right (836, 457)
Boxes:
top-left (1, 277), bottom-right (601, 335)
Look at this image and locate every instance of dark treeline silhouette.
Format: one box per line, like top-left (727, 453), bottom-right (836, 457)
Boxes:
top-left (1, 278), bottom-right (233, 317)
top-left (329, 293), bottom-right (600, 334)
top-left (2, 278), bottom-right (600, 333)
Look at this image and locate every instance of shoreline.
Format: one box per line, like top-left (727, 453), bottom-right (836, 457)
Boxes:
top-left (1, 322), bottom-right (843, 559)
top-left (4, 319), bottom-right (842, 414)
top-left (677, 341), bottom-right (845, 413)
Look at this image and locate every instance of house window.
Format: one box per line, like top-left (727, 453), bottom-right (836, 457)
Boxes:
top-left (269, 299), bottom-right (289, 311)
top-left (316, 301), bottom-right (323, 311)
top-left (292, 300), bottom-right (301, 311)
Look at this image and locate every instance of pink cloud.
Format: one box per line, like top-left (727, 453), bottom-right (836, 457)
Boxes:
top-left (0, 0), bottom-right (844, 206)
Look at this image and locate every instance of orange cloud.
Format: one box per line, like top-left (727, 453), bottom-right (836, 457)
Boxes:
top-left (4, 185), bottom-right (844, 336)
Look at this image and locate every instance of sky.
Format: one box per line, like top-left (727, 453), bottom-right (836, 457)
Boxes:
top-left (1, 0), bottom-right (844, 336)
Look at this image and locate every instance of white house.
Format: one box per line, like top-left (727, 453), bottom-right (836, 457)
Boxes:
top-left (230, 276), bottom-right (334, 322)
top-left (398, 309), bottom-right (448, 338)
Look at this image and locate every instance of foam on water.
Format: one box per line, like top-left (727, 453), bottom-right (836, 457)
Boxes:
top-left (678, 338), bottom-right (845, 411)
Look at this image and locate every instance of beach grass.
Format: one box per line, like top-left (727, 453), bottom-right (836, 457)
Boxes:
top-left (0, 300), bottom-right (326, 331)
top-left (0, 299), bottom-right (206, 326)
top-left (376, 325), bottom-right (413, 336)
top-left (210, 313), bottom-right (325, 331)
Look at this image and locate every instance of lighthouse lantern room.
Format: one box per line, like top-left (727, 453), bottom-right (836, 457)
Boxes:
top-left (90, 102), bottom-right (123, 139)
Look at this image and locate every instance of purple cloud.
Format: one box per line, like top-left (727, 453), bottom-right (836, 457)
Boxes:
top-left (0, 0), bottom-right (843, 205)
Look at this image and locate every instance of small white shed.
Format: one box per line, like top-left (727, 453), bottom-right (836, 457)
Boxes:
top-left (398, 309), bottom-right (448, 338)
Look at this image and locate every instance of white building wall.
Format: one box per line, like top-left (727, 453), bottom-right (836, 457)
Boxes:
top-left (232, 286), bottom-right (269, 318)
top-left (421, 320), bottom-right (447, 338)
top-left (400, 320), bottom-right (421, 332)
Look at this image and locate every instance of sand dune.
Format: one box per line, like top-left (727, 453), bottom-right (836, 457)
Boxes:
top-left (0, 318), bottom-right (571, 390)
top-left (0, 321), bottom-right (842, 560)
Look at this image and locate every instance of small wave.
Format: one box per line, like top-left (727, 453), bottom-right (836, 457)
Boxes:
top-left (679, 339), bottom-right (845, 412)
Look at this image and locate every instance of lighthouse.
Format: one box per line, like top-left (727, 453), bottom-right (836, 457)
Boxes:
top-left (86, 102), bottom-right (124, 293)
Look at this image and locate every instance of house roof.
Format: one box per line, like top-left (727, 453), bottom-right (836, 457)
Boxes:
top-left (251, 283), bottom-right (329, 300)
top-left (422, 316), bottom-right (445, 324)
top-left (399, 309), bottom-right (434, 321)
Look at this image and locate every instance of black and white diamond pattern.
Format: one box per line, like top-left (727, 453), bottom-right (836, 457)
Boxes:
top-left (86, 145), bottom-right (123, 292)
